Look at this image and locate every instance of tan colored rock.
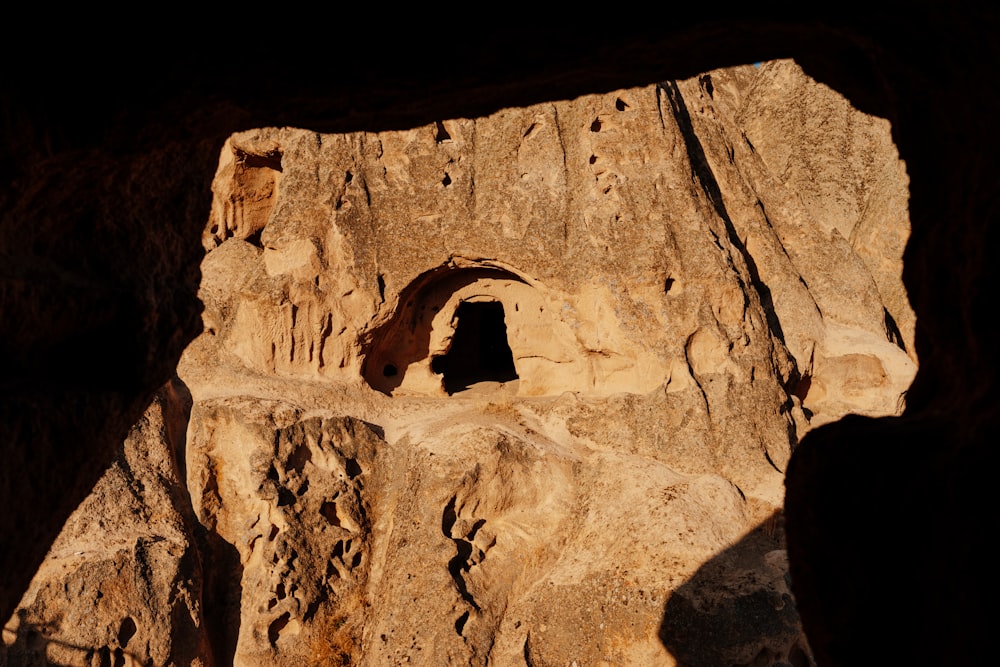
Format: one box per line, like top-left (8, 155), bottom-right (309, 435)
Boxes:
top-left (6, 59), bottom-right (915, 666)
top-left (673, 61), bottom-right (916, 424)
top-left (736, 60), bottom-right (916, 361)
top-left (186, 401), bottom-right (378, 666)
top-left (2, 380), bottom-right (210, 666)
top-left (184, 392), bottom-right (783, 666)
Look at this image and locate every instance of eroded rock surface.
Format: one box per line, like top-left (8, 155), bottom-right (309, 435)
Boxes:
top-left (1, 381), bottom-right (210, 666)
top-left (5, 60), bottom-right (914, 666)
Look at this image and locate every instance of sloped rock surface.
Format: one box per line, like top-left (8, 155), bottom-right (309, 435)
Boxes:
top-left (1, 380), bottom-right (210, 666)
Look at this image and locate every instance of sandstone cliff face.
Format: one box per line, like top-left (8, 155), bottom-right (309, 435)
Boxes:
top-left (4, 60), bottom-right (913, 666)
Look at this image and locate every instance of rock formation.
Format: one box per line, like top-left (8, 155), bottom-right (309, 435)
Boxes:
top-left (2, 381), bottom-right (211, 666)
top-left (4, 60), bottom-right (914, 666)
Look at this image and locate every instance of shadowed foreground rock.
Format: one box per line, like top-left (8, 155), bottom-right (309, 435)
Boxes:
top-left (1, 381), bottom-right (211, 666)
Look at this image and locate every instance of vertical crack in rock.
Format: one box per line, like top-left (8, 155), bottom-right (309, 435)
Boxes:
top-left (661, 80), bottom-right (790, 356)
top-left (442, 496), bottom-right (481, 612)
top-left (551, 105), bottom-right (571, 243)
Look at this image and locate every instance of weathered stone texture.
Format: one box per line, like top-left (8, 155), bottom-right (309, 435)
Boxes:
top-left (5, 60), bottom-right (914, 666)
top-left (2, 380), bottom-right (210, 666)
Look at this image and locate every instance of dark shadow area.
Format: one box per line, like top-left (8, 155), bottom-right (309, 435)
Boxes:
top-left (431, 301), bottom-right (518, 395)
top-left (785, 413), bottom-right (992, 666)
top-left (198, 529), bottom-right (243, 667)
top-left (360, 421), bottom-right (385, 440)
top-left (660, 511), bottom-right (814, 667)
top-left (0, 611), bottom-right (141, 666)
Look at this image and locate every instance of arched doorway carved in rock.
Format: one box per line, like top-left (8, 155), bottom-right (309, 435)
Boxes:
top-left (360, 260), bottom-right (533, 396)
top-left (430, 300), bottom-right (519, 395)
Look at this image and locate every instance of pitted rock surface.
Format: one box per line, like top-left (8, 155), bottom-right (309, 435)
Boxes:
top-left (5, 60), bottom-right (913, 666)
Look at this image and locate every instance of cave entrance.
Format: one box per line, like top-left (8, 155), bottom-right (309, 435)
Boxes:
top-left (431, 301), bottom-right (519, 395)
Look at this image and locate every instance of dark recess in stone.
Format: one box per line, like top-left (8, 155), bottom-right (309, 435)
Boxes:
top-left (267, 612), bottom-right (290, 644)
top-left (435, 120), bottom-right (452, 143)
top-left (117, 617), bottom-right (137, 647)
top-left (236, 149), bottom-right (282, 172)
top-left (431, 301), bottom-right (518, 395)
top-left (245, 227), bottom-right (264, 249)
top-left (455, 610), bottom-right (469, 635)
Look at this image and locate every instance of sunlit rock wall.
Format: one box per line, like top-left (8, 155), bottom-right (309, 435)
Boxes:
top-left (5, 60), bottom-right (913, 667)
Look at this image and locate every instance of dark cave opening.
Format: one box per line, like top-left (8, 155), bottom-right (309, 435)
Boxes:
top-left (431, 301), bottom-right (518, 395)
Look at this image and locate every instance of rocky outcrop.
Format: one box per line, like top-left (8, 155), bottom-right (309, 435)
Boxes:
top-left (186, 402), bottom-right (379, 666)
top-left (3, 13), bottom-right (998, 667)
top-left (5, 60), bottom-right (916, 666)
top-left (674, 65), bottom-right (915, 426)
top-left (735, 63), bottom-right (915, 361)
top-left (1, 380), bottom-right (210, 666)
